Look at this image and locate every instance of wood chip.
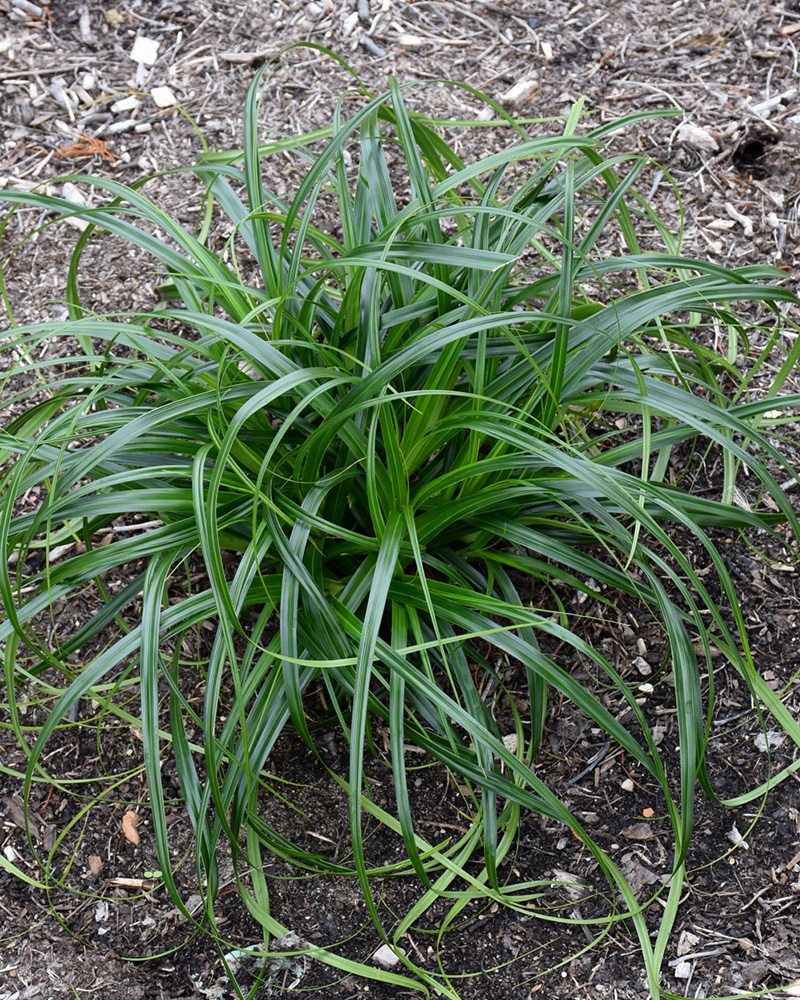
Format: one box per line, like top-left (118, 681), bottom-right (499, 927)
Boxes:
top-left (2, 794), bottom-right (27, 829)
top-left (121, 810), bottom-right (141, 845)
top-left (151, 85), bottom-right (176, 108)
top-left (218, 49), bottom-right (271, 63)
top-left (724, 202), bottom-right (755, 237)
top-left (130, 36), bottom-right (160, 66)
top-left (621, 822), bottom-right (654, 841)
top-left (108, 876), bottom-right (152, 890)
top-left (500, 78), bottom-right (537, 104)
top-left (111, 95), bottom-right (139, 113)
top-left (676, 122), bottom-right (718, 152)
top-left (11, 0), bottom-right (43, 16)
top-left (786, 848), bottom-right (800, 871)
top-left (677, 930), bottom-right (700, 957)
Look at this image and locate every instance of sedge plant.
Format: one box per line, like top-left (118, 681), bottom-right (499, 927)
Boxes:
top-left (2, 60), bottom-right (800, 998)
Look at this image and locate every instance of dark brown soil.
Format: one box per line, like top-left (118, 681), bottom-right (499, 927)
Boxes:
top-left (2, 2), bottom-right (800, 999)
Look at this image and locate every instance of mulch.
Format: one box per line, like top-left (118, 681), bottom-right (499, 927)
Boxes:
top-left (1, 2), bottom-right (799, 998)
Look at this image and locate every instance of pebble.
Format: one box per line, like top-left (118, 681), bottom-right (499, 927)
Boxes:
top-left (373, 944), bottom-right (405, 968)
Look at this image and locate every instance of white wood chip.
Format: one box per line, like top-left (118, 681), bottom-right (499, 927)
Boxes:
top-left (111, 95), bottom-right (139, 113)
top-left (61, 183), bottom-right (89, 235)
top-left (724, 202), bottom-right (755, 237)
top-left (342, 10), bottom-right (360, 36)
top-left (79, 7), bottom-right (93, 42)
top-left (726, 822), bottom-right (749, 849)
top-left (108, 120), bottom-right (138, 134)
top-left (130, 36), bottom-right (160, 66)
top-left (676, 122), bottom-right (718, 153)
top-left (151, 85), bottom-right (176, 108)
top-left (60, 182), bottom-right (86, 205)
top-left (396, 33), bottom-right (426, 46)
top-left (749, 88), bottom-right (796, 116)
top-left (11, 0), bottom-right (43, 15)
top-left (4, 843), bottom-right (21, 863)
top-left (499, 78), bottom-right (536, 105)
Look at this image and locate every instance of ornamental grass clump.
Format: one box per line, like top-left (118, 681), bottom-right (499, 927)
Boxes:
top-left (2, 63), bottom-right (800, 997)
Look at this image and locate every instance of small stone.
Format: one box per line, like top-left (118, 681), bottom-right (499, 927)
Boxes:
top-left (674, 960), bottom-right (692, 979)
top-left (373, 944), bottom-right (404, 968)
top-left (88, 855), bottom-right (103, 876)
top-left (753, 730), bottom-right (785, 752)
top-left (621, 778), bottom-right (635, 792)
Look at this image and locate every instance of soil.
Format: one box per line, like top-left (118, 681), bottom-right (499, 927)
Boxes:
top-left (1, 2), bottom-right (800, 999)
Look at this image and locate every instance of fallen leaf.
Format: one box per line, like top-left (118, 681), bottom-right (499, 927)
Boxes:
top-left (121, 810), bottom-right (141, 845)
top-left (2, 794), bottom-right (27, 829)
top-left (621, 822), bottom-right (654, 841)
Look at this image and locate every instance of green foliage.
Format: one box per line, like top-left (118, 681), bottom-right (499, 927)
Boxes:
top-left (2, 64), bottom-right (800, 998)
